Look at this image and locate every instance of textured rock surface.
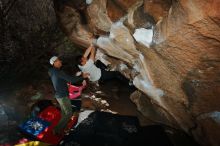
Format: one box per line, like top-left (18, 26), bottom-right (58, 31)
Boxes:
top-left (144, 0), bottom-right (171, 22)
top-left (87, 0), bottom-right (112, 34)
top-left (0, 0), bottom-right (63, 80)
top-left (0, 0), bottom-right (219, 145)
top-left (11, 0), bottom-right (217, 145)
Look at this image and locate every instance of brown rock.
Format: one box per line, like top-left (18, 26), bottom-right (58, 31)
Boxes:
top-left (193, 117), bottom-right (220, 146)
top-left (56, 5), bottom-right (93, 47)
top-left (81, 98), bottom-right (95, 109)
top-left (106, 0), bottom-right (126, 22)
top-left (130, 90), bottom-right (179, 128)
top-left (150, 0), bottom-right (220, 145)
top-left (133, 5), bottom-right (155, 28)
top-left (126, 1), bottom-right (155, 29)
top-left (144, 0), bottom-right (171, 22)
top-left (56, 0), bottom-right (220, 145)
top-left (112, 0), bottom-right (139, 11)
top-left (87, 0), bottom-right (112, 34)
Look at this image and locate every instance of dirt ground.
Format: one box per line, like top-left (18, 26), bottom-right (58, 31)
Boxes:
top-left (0, 79), bottom-right (199, 146)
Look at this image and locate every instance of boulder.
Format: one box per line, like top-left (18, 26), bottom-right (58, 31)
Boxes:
top-left (55, 0), bottom-right (220, 145)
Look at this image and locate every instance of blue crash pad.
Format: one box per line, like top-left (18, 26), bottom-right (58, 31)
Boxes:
top-left (19, 117), bottom-right (50, 136)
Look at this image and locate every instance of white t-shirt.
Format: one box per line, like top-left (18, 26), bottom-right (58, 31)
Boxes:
top-left (78, 59), bottom-right (101, 81)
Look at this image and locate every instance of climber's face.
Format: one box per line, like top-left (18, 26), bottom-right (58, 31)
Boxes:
top-left (53, 58), bottom-right (62, 68)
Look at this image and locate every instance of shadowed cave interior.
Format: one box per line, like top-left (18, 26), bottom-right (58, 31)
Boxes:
top-left (0, 0), bottom-right (219, 146)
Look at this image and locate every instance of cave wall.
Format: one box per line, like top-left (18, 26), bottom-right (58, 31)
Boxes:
top-left (2, 0), bottom-right (216, 145)
top-left (152, 1), bottom-right (220, 145)
top-left (0, 0), bottom-right (79, 82)
top-left (54, 0), bottom-right (220, 145)
top-left (1, 0), bottom-right (218, 145)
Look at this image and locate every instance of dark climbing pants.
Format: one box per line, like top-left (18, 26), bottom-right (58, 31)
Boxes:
top-left (100, 69), bottom-right (129, 84)
top-left (54, 96), bottom-right (73, 133)
top-left (95, 60), bottom-right (129, 84)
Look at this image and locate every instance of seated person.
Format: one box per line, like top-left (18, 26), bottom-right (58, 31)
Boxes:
top-left (76, 44), bottom-right (131, 86)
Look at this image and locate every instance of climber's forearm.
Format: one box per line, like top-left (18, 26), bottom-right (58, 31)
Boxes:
top-left (83, 45), bottom-right (93, 58)
top-left (89, 46), bottom-right (96, 61)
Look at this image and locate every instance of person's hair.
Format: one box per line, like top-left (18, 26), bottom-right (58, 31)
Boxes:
top-left (75, 55), bottom-right (83, 66)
